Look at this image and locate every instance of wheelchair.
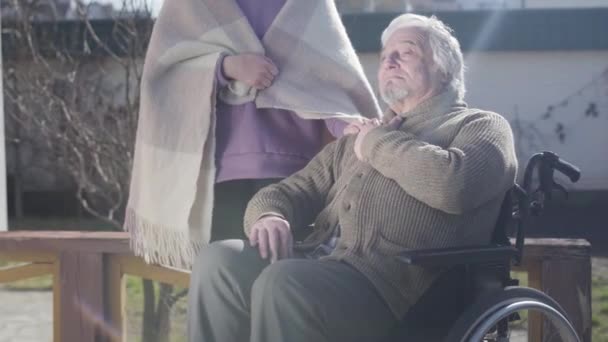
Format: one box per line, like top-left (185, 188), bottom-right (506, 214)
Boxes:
top-left (386, 151), bottom-right (583, 342)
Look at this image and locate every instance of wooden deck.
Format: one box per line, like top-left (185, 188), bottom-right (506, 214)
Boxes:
top-left (0, 231), bottom-right (592, 342)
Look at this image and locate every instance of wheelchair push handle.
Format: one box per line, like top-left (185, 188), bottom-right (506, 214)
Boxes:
top-left (523, 151), bottom-right (581, 191)
top-left (532, 152), bottom-right (580, 201)
top-left (551, 155), bottom-right (581, 183)
top-left (513, 151), bottom-right (581, 266)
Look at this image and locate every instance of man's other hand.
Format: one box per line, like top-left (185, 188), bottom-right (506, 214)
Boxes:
top-left (344, 118), bottom-right (380, 135)
top-left (353, 119), bottom-right (381, 160)
top-left (249, 215), bottom-right (293, 263)
top-left (354, 116), bottom-right (403, 160)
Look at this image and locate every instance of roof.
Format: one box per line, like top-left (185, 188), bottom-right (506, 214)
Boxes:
top-left (2, 8), bottom-right (607, 60)
top-left (345, 8), bottom-right (608, 52)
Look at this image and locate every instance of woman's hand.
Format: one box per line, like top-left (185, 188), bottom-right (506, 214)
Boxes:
top-left (223, 54), bottom-right (279, 90)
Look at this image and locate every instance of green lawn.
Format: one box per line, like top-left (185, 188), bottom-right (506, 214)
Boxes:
top-left (1, 216), bottom-right (608, 341)
top-left (0, 274), bottom-right (53, 290)
top-left (593, 275), bottom-right (608, 342)
top-left (124, 276), bottom-right (188, 342)
top-left (2, 264), bottom-right (604, 341)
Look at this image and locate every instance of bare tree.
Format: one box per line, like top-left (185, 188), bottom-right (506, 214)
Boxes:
top-left (3, 1), bottom-right (187, 341)
top-left (3, 0), bottom-right (143, 225)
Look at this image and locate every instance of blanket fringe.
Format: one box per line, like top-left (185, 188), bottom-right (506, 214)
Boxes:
top-left (124, 208), bottom-right (205, 270)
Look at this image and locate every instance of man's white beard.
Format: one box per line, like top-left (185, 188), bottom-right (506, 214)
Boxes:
top-left (380, 85), bottom-right (409, 106)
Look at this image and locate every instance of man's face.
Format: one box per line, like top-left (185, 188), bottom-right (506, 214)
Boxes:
top-left (378, 27), bottom-right (441, 107)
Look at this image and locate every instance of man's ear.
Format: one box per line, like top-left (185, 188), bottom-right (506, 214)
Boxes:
top-left (429, 61), bottom-right (447, 84)
top-left (382, 107), bottom-right (397, 124)
top-left (442, 72), bottom-right (451, 86)
top-left (432, 68), bottom-right (449, 89)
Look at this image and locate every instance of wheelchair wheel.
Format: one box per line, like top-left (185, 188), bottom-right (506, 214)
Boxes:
top-left (443, 286), bottom-right (580, 342)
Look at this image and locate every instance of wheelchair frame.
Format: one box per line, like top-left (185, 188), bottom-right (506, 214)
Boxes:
top-left (392, 151), bottom-right (582, 342)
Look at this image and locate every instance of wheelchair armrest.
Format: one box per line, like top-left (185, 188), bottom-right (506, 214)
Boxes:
top-left (395, 245), bottom-right (517, 267)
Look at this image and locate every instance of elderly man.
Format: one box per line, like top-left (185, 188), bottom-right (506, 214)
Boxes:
top-left (188, 14), bottom-right (517, 342)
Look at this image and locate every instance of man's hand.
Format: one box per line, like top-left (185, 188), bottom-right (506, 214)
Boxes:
top-left (353, 119), bottom-right (381, 160)
top-left (223, 54), bottom-right (279, 90)
top-left (343, 118), bottom-right (380, 135)
top-left (354, 116), bottom-right (403, 160)
top-left (249, 215), bottom-right (293, 263)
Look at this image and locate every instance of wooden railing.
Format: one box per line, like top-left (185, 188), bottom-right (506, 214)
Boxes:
top-left (0, 231), bottom-right (592, 342)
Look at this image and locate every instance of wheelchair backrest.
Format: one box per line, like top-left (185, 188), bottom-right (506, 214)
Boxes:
top-left (489, 189), bottom-right (515, 246)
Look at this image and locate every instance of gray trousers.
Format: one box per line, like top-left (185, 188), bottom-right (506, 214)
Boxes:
top-left (188, 240), bottom-right (396, 342)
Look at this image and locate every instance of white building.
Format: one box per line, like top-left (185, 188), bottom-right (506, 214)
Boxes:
top-left (336, 0), bottom-right (608, 12)
top-left (1, 7), bottom-right (607, 221)
top-left (347, 8), bottom-right (608, 190)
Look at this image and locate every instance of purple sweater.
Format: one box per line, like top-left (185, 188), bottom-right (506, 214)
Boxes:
top-left (214, 0), bottom-right (347, 183)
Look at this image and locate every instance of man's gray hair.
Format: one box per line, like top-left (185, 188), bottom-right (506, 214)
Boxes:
top-left (381, 14), bottom-right (466, 100)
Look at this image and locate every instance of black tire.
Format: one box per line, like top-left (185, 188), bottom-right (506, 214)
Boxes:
top-left (442, 286), bottom-right (573, 342)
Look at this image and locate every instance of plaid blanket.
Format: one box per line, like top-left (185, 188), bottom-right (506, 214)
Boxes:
top-left (125, 0), bottom-right (381, 269)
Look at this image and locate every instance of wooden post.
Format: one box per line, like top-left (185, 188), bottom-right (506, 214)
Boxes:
top-left (0, 232), bottom-right (130, 342)
top-left (53, 259), bottom-right (62, 342)
top-left (118, 255), bottom-right (190, 288)
top-left (107, 255), bottom-right (127, 342)
top-left (539, 256), bottom-right (592, 342)
top-left (58, 251), bottom-right (106, 342)
top-left (0, 8), bottom-right (8, 231)
top-left (105, 255), bottom-right (191, 342)
top-left (518, 239), bottom-right (592, 342)
top-left (526, 260), bottom-right (543, 342)
top-left (0, 232), bottom-right (590, 342)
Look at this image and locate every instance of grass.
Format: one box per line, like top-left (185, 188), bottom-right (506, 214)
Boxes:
top-left (507, 272), bottom-right (608, 341)
top-left (124, 276), bottom-right (188, 342)
top-left (510, 272), bottom-right (529, 329)
top-left (2, 215), bottom-right (608, 341)
top-left (0, 263), bottom-right (188, 341)
top-left (593, 276), bottom-right (608, 342)
top-left (0, 260), bottom-right (53, 290)
top-left (505, 271), bottom-right (608, 341)
top-left (0, 217), bottom-right (114, 291)
top-left (3, 266), bottom-right (604, 341)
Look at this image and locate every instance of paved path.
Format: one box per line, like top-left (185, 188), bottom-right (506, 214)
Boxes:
top-left (0, 287), bottom-right (531, 342)
top-left (0, 289), bottom-right (52, 342)
top-left (4, 244), bottom-right (606, 341)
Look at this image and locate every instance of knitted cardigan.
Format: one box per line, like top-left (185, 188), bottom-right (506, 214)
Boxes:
top-left (244, 89), bottom-right (518, 317)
